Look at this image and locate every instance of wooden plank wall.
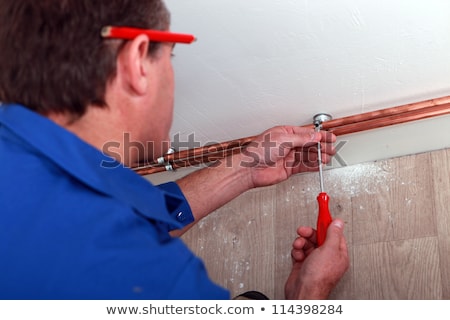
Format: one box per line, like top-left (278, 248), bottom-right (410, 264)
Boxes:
top-left (181, 148), bottom-right (450, 299)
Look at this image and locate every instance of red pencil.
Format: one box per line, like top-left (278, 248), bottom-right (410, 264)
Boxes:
top-left (101, 26), bottom-right (196, 44)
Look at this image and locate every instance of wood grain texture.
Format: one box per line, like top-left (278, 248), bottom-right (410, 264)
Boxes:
top-left (353, 237), bottom-right (442, 299)
top-left (181, 187), bottom-right (276, 298)
top-left (431, 148), bottom-right (450, 299)
top-left (181, 148), bottom-right (449, 299)
top-left (351, 153), bottom-right (437, 245)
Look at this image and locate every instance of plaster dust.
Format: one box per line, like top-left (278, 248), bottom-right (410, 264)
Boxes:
top-left (325, 162), bottom-right (394, 197)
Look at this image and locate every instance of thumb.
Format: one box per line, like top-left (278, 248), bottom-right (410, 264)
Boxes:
top-left (323, 218), bottom-right (345, 249)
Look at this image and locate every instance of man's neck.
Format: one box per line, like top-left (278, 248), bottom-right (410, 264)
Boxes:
top-left (47, 106), bottom-right (134, 167)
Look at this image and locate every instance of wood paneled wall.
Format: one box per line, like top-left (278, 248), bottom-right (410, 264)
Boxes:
top-left (181, 148), bottom-right (450, 299)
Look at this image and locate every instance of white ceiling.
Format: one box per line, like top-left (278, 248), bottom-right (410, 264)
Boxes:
top-left (149, 0), bottom-right (450, 183)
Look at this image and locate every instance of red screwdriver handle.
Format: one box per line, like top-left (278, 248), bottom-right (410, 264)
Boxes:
top-left (316, 192), bottom-right (332, 247)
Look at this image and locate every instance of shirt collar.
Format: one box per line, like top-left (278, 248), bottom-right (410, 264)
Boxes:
top-left (0, 104), bottom-right (183, 228)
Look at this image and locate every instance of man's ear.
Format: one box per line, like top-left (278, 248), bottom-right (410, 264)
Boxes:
top-left (116, 34), bottom-right (151, 96)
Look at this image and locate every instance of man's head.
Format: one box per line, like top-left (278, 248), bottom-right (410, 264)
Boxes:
top-left (0, 0), bottom-right (170, 119)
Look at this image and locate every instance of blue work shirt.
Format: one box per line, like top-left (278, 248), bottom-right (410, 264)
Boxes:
top-left (0, 104), bottom-right (229, 299)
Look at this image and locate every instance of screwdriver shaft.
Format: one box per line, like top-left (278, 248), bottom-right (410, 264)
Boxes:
top-left (315, 126), bottom-right (325, 193)
top-left (317, 140), bottom-right (324, 193)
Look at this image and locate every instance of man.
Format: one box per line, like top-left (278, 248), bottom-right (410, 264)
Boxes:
top-left (0, 0), bottom-right (348, 299)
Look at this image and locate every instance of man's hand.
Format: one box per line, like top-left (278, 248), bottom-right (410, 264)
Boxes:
top-left (175, 125), bottom-right (336, 236)
top-left (236, 126), bottom-right (336, 189)
top-left (285, 219), bottom-right (349, 300)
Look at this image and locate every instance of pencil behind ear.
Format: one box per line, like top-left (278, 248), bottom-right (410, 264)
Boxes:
top-left (116, 34), bottom-right (150, 96)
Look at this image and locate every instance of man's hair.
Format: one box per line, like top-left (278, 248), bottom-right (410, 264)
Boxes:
top-left (0, 0), bottom-right (170, 117)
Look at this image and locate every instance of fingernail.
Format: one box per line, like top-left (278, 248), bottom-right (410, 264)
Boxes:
top-left (333, 219), bottom-right (344, 229)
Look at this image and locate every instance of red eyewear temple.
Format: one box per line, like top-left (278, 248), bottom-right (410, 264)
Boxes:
top-left (101, 26), bottom-right (196, 44)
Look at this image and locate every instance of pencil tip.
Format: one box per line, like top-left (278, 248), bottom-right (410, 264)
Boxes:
top-left (101, 26), bottom-right (112, 37)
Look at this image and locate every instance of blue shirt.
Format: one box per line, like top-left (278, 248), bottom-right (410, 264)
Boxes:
top-left (0, 104), bottom-right (229, 299)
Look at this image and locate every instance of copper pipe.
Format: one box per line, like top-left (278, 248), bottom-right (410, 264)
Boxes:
top-left (134, 135), bottom-right (257, 169)
top-left (330, 102), bottom-right (450, 136)
top-left (301, 95), bottom-right (450, 131)
top-left (167, 135), bottom-right (256, 163)
top-left (135, 147), bottom-right (240, 175)
top-left (134, 95), bottom-right (450, 175)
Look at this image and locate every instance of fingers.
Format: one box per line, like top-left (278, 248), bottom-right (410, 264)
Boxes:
top-left (279, 127), bottom-right (321, 147)
top-left (323, 219), bottom-right (347, 252)
top-left (297, 225), bottom-right (315, 238)
top-left (289, 127), bottom-right (336, 143)
top-left (270, 126), bottom-right (336, 150)
top-left (291, 226), bottom-right (316, 263)
top-left (291, 245), bottom-right (306, 262)
top-left (294, 219), bottom-right (346, 253)
top-left (319, 130), bottom-right (336, 144)
top-left (286, 129), bottom-right (336, 170)
top-left (322, 219), bottom-right (350, 275)
top-left (294, 146), bottom-right (335, 164)
top-left (251, 126), bottom-right (336, 172)
top-left (288, 219), bottom-right (349, 300)
top-left (259, 126), bottom-right (336, 153)
top-left (286, 146), bottom-right (335, 174)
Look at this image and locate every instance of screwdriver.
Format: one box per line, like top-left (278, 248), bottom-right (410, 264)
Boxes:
top-left (313, 114), bottom-right (333, 247)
